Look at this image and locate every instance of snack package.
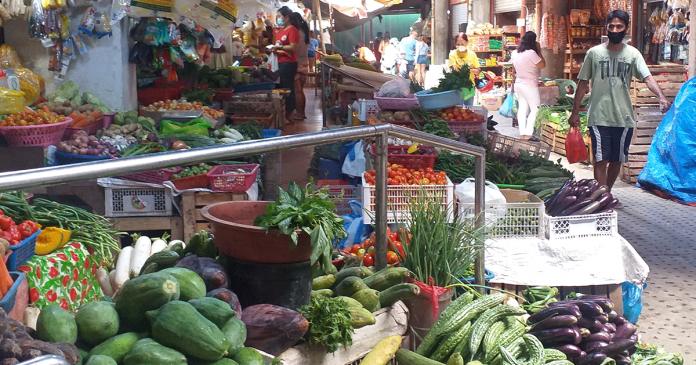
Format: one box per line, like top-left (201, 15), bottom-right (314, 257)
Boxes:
top-left (54, 57), bottom-right (70, 82)
top-left (168, 22), bottom-right (181, 46)
top-left (78, 7), bottom-right (97, 36)
top-left (46, 9), bottom-right (59, 39)
top-left (169, 46), bottom-right (184, 68)
top-left (15, 68), bottom-right (44, 104)
top-left (59, 12), bottom-right (69, 38)
top-left (93, 11), bottom-right (112, 38)
top-left (142, 20), bottom-right (165, 45)
top-left (48, 42), bottom-right (62, 71)
top-left (62, 37), bottom-right (74, 59)
top-left (0, 45), bottom-right (24, 69)
top-left (111, 0), bottom-right (173, 22)
top-left (179, 35), bottom-right (199, 62)
top-left (72, 34), bottom-right (88, 54)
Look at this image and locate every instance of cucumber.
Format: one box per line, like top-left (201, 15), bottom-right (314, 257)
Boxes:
top-left (362, 267), bottom-right (410, 291)
top-left (395, 348), bottom-right (448, 365)
top-left (138, 251), bottom-right (180, 276)
top-left (379, 283), bottom-right (420, 308)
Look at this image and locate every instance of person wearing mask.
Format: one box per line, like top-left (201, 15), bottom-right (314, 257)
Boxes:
top-left (569, 9), bottom-right (671, 196)
top-left (272, 6), bottom-right (300, 125)
top-left (291, 12), bottom-right (310, 120)
top-left (308, 31), bottom-right (319, 74)
top-left (380, 38), bottom-right (399, 75)
top-left (510, 31), bottom-right (546, 141)
top-left (400, 30), bottom-right (418, 80)
top-left (448, 33), bottom-right (480, 106)
top-left (355, 43), bottom-right (377, 65)
top-left (415, 35), bottom-right (429, 86)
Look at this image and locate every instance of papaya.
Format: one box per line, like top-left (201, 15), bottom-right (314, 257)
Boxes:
top-left (123, 338), bottom-right (187, 365)
top-left (75, 301), bottom-right (120, 345)
top-left (335, 296), bottom-right (364, 309)
top-left (351, 289), bottom-right (381, 312)
top-left (312, 274), bottom-right (335, 290)
top-left (189, 297), bottom-right (237, 328)
top-left (188, 359), bottom-right (240, 365)
top-left (148, 301), bottom-right (229, 360)
top-left (332, 266), bottom-right (373, 288)
top-left (347, 306), bottom-right (376, 328)
top-left (115, 272), bottom-right (180, 331)
top-left (362, 267), bottom-right (410, 291)
top-left (36, 305), bottom-right (78, 344)
top-left (334, 276), bottom-right (367, 297)
top-left (230, 347), bottom-right (264, 365)
top-left (310, 289), bottom-right (333, 299)
top-left (85, 355), bottom-right (117, 365)
top-left (221, 317), bottom-right (247, 356)
top-left (88, 332), bottom-right (145, 363)
top-left (160, 267), bottom-right (206, 301)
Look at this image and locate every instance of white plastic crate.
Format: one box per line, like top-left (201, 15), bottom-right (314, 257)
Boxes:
top-left (357, 99), bottom-right (379, 122)
top-left (317, 180), bottom-right (361, 216)
top-left (105, 187), bottom-right (173, 217)
top-left (361, 175), bottom-right (454, 224)
top-left (544, 211), bottom-right (618, 240)
top-left (458, 189), bottom-right (545, 239)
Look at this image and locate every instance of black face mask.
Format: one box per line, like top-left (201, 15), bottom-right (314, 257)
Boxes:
top-left (607, 30), bottom-right (626, 44)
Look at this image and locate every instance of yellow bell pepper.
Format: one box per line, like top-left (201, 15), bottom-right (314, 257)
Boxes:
top-left (407, 143), bottom-right (420, 154)
top-left (35, 227), bottom-right (71, 255)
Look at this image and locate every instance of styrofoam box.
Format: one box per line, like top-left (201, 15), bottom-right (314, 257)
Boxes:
top-left (105, 187), bottom-right (173, 217)
top-left (459, 189), bottom-right (545, 239)
top-left (544, 211), bottom-right (618, 240)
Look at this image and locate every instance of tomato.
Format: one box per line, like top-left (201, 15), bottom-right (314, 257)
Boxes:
top-left (387, 230), bottom-right (399, 242)
top-left (387, 251), bottom-right (399, 264)
top-left (357, 248), bottom-right (366, 259)
top-left (362, 254), bottom-right (374, 266)
top-left (390, 240), bottom-right (405, 257)
top-left (351, 244), bottom-right (363, 255)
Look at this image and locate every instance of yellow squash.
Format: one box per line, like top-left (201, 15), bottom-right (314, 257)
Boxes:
top-left (35, 227), bottom-right (71, 255)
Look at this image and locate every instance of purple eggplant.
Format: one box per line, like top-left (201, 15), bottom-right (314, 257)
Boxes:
top-left (530, 314), bottom-right (578, 331)
top-left (614, 355), bottom-right (631, 365)
top-left (580, 327), bottom-right (591, 338)
top-left (586, 179), bottom-right (599, 190)
top-left (576, 186), bottom-right (592, 201)
top-left (546, 180), bottom-right (573, 211)
top-left (577, 317), bottom-right (604, 333)
top-left (582, 341), bottom-right (609, 353)
top-left (595, 313), bottom-right (609, 323)
top-left (560, 198), bottom-right (594, 216)
top-left (629, 334), bottom-right (638, 343)
top-left (574, 295), bottom-right (615, 312)
top-left (594, 193), bottom-right (615, 211)
top-left (586, 332), bottom-right (612, 343)
top-left (577, 352), bottom-right (607, 365)
top-left (613, 315), bottom-right (627, 325)
top-left (572, 200), bottom-right (602, 215)
top-left (604, 322), bottom-right (617, 333)
top-left (601, 198), bottom-right (620, 211)
top-left (550, 195), bottom-right (578, 216)
top-left (530, 326), bottom-right (582, 346)
top-left (628, 344), bottom-right (638, 355)
top-left (614, 322), bottom-right (637, 340)
top-left (598, 338), bottom-right (637, 356)
top-left (621, 350), bottom-right (631, 357)
top-left (577, 179), bottom-right (590, 186)
top-left (589, 185), bottom-right (608, 200)
top-left (528, 304), bottom-right (582, 324)
top-left (550, 300), bottom-right (604, 317)
top-left (548, 185), bottom-right (577, 214)
top-left (607, 310), bottom-right (618, 322)
top-left (553, 344), bottom-right (583, 358)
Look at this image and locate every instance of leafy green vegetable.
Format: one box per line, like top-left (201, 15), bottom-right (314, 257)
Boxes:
top-left (431, 65), bottom-right (474, 94)
top-left (231, 121), bottom-right (264, 140)
top-left (410, 108), bottom-right (456, 139)
top-left (631, 341), bottom-right (683, 365)
top-left (255, 182), bottom-right (347, 273)
top-left (299, 296), bottom-right (354, 352)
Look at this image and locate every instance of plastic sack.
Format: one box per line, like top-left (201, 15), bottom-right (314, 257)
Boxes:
top-left (565, 126), bottom-right (588, 163)
top-left (160, 118), bottom-right (211, 136)
top-left (0, 88), bottom-right (25, 114)
top-left (455, 178), bottom-right (507, 223)
top-left (0, 45), bottom-right (23, 69)
top-left (15, 68), bottom-right (43, 105)
top-left (622, 282), bottom-right (646, 324)
top-left (341, 140), bottom-right (366, 178)
top-left (498, 93), bottom-right (516, 118)
top-left (461, 86), bottom-right (475, 101)
top-left (268, 52), bottom-right (279, 72)
top-left (378, 77), bottom-right (411, 97)
top-left (338, 201), bottom-right (370, 249)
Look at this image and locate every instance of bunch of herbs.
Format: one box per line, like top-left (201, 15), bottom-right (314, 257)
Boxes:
top-left (299, 296), bottom-right (354, 352)
top-left (255, 181), bottom-right (347, 273)
top-left (410, 108), bottom-right (457, 139)
top-left (431, 65), bottom-right (473, 94)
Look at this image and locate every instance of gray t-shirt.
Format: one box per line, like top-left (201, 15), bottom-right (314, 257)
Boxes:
top-left (577, 43), bottom-right (651, 128)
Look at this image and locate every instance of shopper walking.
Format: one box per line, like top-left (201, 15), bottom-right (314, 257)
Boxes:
top-left (380, 38), bottom-right (399, 75)
top-left (415, 35), bottom-right (429, 86)
top-left (569, 9), bottom-right (671, 194)
top-left (373, 31), bottom-right (383, 68)
top-left (291, 12), bottom-right (310, 120)
top-left (510, 31), bottom-right (546, 141)
top-left (400, 30), bottom-right (418, 81)
top-left (448, 33), bottom-right (481, 106)
top-left (272, 6), bottom-right (300, 125)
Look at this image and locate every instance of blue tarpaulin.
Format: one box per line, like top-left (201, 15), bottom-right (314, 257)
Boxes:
top-left (637, 77), bottom-right (696, 204)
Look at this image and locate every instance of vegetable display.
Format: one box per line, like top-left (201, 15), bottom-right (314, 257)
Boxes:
top-left (631, 341), bottom-right (683, 365)
top-left (363, 165), bottom-right (448, 186)
top-left (57, 131), bottom-right (118, 156)
top-left (299, 296), bottom-right (354, 352)
top-left (0, 107), bottom-right (67, 126)
top-left (141, 99), bottom-right (225, 119)
top-left (544, 179), bottom-right (620, 216)
top-left (431, 65), bottom-right (473, 94)
top-left (171, 164), bottom-right (213, 180)
top-left (522, 286), bottom-right (559, 314)
top-left (435, 106), bottom-right (486, 122)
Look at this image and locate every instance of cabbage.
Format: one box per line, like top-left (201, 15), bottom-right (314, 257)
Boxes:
top-left (71, 95), bottom-right (83, 105)
top-left (82, 92), bottom-right (103, 106)
top-left (47, 92), bottom-right (58, 102)
top-left (57, 81), bottom-right (80, 99)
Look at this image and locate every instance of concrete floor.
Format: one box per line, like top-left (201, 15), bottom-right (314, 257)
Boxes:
top-left (289, 90), bottom-right (695, 360)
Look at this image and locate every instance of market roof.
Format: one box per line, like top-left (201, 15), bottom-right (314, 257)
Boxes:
top-left (300, 0), bottom-right (424, 32)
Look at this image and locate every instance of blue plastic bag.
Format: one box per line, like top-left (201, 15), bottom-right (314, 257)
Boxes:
top-left (337, 201), bottom-right (371, 249)
top-left (498, 93), bottom-right (516, 118)
top-left (622, 282), bottom-right (647, 324)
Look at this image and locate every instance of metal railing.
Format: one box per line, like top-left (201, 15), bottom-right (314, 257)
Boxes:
top-left (0, 124), bottom-right (487, 289)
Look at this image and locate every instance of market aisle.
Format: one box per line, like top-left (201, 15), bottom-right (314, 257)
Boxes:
top-left (610, 187), bottom-right (696, 361)
top-left (280, 88), bottom-right (323, 189)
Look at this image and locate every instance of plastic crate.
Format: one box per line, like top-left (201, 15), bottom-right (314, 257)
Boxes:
top-left (229, 113), bottom-right (274, 127)
top-left (373, 93), bottom-right (420, 110)
top-left (54, 151), bottom-right (113, 165)
top-left (458, 189), bottom-right (545, 239)
top-left (170, 174), bottom-right (209, 190)
top-left (361, 175), bottom-right (454, 224)
top-left (121, 167), bottom-right (182, 185)
top-left (0, 272), bottom-right (23, 313)
top-left (544, 211), bottom-right (618, 240)
top-left (6, 230), bottom-right (40, 271)
top-left (207, 164), bottom-right (260, 192)
top-left (415, 90), bottom-right (462, 109)
top-left (0, 119), bottom-right (72, 147)
top-left (104, 187), bottom-right (173, 217)
top-left (446, 120), bottom-right (487, 134)
top-left (487, 132), bottom-right (552, 159)
top-left (357, 99), bottom-right (380, 121)
top-left (262, 129), bottom-right (281, 138)
top-left (213, 88), bottom-right (235, 102)
top-left (370, 145), bottom-right (438, 169)
top-left (317, 180), bottom-right (360, 216)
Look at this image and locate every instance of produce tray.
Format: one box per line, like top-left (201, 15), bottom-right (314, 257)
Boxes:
top-left (262, 129), bottom-right (282, 138)
top-left (445, 120), bottom-right (486, 134)
top-left (0, 119), bottom-right (72, 148)
top-left (121, 167), bottom-right (183, 185)
top-left (170, 174), bottom-right (209, 190)
top-left (213, 88), bottom-right (235, 102)
top-left (207, 164), bottom-right (260, 192)
top-left (54, 151), bottom-right (113, 165)
top-left (369, 145), bottom-right (438, 170)
top-left (373, 93), bottom-right (419, 110)
top-left (487, 132), bottom-right (551, 159)
top-left (415, 89), bottom-right (462, 110)
top-left (361, 175), bottom-right (454, 224)
top-left (544, 211), bottom-right (618, 240)
top-left (234, 82), bottom-right (275, 93)
top-left (458, 189), bottom-right (544, 239)
top-left (316, 180), bottom-right (361, 216)
top-left (6, 230), bottom-right (40, 271)
top-left (0, 272), bottom-right (24, 314)
top-left (229, 113), bottom-right (274, 127)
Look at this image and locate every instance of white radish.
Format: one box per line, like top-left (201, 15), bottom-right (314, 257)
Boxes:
top-left (23, 307), bottom-right (41, 330)
top-left (113, 246), bottom-right (133, 290)
top-left (167, 239), bottom-right (186, 249)
top-left (96, 267), bottom-right (114, 297)
top-left (109, 270), bottom-right (117, 291)
top-left (150, 239), bottom-right (168, 256)
top-left (129, 236), bottom-right (152, 278)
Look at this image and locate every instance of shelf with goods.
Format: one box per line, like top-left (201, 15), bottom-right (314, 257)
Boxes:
top-left (564, 18), bottom-right (605, 79)
top-left (469, 34), bottom-right (506, 80)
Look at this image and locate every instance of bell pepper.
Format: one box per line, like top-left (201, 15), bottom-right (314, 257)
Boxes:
top-left (18, 220), bottom-right (39, 238)
top-left (7, 225), bottom-right (21, 243)
top-left (0, 215), bottom-right (12, 231)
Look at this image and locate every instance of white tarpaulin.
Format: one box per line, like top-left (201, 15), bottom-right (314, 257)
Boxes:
top-left (321, 0), bottom-right (386, 19)
top-left (485, 234), bottom-right (649, 287)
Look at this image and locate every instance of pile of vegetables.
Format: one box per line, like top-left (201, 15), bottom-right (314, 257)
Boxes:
top-left (435, 152), bottom-right (526, 185)
top-left (435, 106), bottom-right (486, 122)
top-left (363, 165), bottom-right (449, 186)
top-left (111, 110), bottom-right (156, 132)
top-left (0, 107), bottom-right (67, 127)
top-left (182, 87), bottom-right (215, 104)
top-left (377, 110), bottom-right (412, 122)
top-left (0, 207), bottom-right (39, 250)
top-left (57, 131), bottom-right (118, 156)
top-left (544, 179), bottom-right (620, 216)
top-left (141, 99), bottom-right (225, 119)
top-left (431, 65), bottom-right (473, 94)
top-left (213, 125), bottom-right (245, 144)
top-left (521, 286), bottom-right (559, 314)
top-left (171, 164), bottom-right (213, 180)
top-left (410, 108), bottom-right (457, 139)
top-left (631, 341), bottom-right (683, 365)
top-left (46, 81), bottom-right (112, 114)
top-left (341, 227), bottom-right (406, 267)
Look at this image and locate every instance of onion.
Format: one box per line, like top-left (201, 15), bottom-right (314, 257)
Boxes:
top-left (78, 148), bottom-right (89, 155)
top-left (171, 141), bottom-right (188, 150)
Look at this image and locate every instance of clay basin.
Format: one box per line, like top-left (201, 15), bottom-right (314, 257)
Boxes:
top-left (201, 201), bottom-right (312, 264)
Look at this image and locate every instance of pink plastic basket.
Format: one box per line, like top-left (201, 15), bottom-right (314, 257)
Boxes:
top-left (207, 164), bottom-right (260, 192)
top-left (446, 120), bottom-right (487, 134)
top-left (121, 167), bottom-right (183, 184)
top-left (373, 93), bottom-right (420, 110)
top-left (0, 119), bottom-right (72, 147)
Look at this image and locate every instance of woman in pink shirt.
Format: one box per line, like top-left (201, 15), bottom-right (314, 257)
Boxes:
top-left (510, 31), bottom-right (546, 141)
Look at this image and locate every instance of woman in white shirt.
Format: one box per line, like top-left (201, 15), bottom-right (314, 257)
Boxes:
top-left (380, 38), bottom-right (399, 75)
top-left (415, 36), bottom-right (429, 86)
top-left (510, 31), bottom-right (546, 141)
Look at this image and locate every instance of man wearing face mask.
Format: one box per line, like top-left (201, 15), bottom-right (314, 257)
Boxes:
top-left (569, 9), bottom-right (671, 199)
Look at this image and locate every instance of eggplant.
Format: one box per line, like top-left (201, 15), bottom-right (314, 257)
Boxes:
top-left (546, 179), bottom-right (573, 209)
top-left (572, 200), bottom-right (602, 215)
top-left (550, 300), bottom-right (604, 316)
top-left (628, 344), bottom-right (638, 355)
top-left (575, 295), bottom-right (615, 312)
top-left (582, 341), bottom-right (609, 353)
top-left (629, 334), bottom-right (638, 343)
top-left (576, 186), bottom-right (592, 201)
top-left (604, 323), bottom-right (617, 333)
top-left (607, 310), bottom-right (618, 322)
top-left (530, 314), bottom-right (578, 331)
top-left (559, 198), bottom-right (594, 216)
top-left (594, 193), bottom-right (614, 211)
top-left (530, 326), bottom-right (582, 346)
top-left (614, 355), bottom-right (632, 365)
top-left (598, 338), bottom-right (637, 356)
top-left (602, 198), bottom-right (620, 211)
top-left (621, 350), bottom-right (631, 357)
top-left (586, 332), bottom-right (612, 343)
top-left (528, 304), bottom-right (582, 324)
top-left (589, 185), bottom-right (608, 200)
top-left (613, 316), bottom-right (627, 325)
top-left (548, 184), bottom-right (575, 214)
top-left (586, 180), bottom-right (598, 190)
top-left (553, 344), bottom-right (583, 358)
top-left (550, 195), bottom-right (578, 216)
top-left (614, 322), bottom-right (637, 340)
top-left (579, 327), bottom-right (591, 338)
top-left (576, 352), bottom-right (607, 365)
top-left (595, 313), bottom-right (609, 323)
top-left (577, 317), bottom-right (604, 333)
top-left (577, 179), bottom-right (589, 186)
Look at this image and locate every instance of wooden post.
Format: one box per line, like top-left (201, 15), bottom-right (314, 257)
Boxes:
top-left (432, 0), bottom-right (448, 64)
top-left (520, 0), bottom-right (527, 33)
top-left (329, 6), bottom-right (335, 53)
top-left (314, 0), bottom-right (327, 54)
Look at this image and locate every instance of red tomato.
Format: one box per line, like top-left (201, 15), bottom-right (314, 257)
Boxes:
top-left (351, 244), bottom-right (363, 255)
top-left (390, 240), bottom-right (405, 257)
top-left (362, 254), bottom-right (374, 266)
top-left (387, 251), bottom-right (399, 264)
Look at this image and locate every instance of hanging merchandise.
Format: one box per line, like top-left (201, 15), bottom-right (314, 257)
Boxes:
top-left (111, 0), bottom-right (174, 22)
top-left (78, 7), bottom-right (97, 36)
top-left (174, 0), bottom-right (238, 48)
top-left (72, 34), bottom-right (88, 55)
top-left (93, 11), bottom-right (113, 38)
top-left (179, 35), bottom-right (200, 63)
top-left (539, 13), bottom-right (549, 49)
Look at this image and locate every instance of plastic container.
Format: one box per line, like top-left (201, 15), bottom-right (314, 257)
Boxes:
top-left (402, 282), bottom-right (453, 349)
top-left (121, 167), bottom-right (182, 185)
top-left (213, 88), bottom-right (235, 102)
top-left (170, 174), bottom-right (209, 190)
top-left (137, 87), bottom-right (182, 106)
top-left (370, 145), bottom-right (438, 169)
top-left (357, 99), bottom-right (380, 121)
top-left (233, 82), bottom-right (275, 93)
top-left (544, 211), bottom-right (618, 240)
top-left (487, 132), bottom-right (552, 159)
top-left (229, 113), bottom-right (274, 127)
top-left (459, 189), bottom-right (545, 239)
top-left (54, 151), bottom-right (112, 165)
top-left (102, 112), bottom-right (116, 129)
top-left (455, 269), bottom-right (496, 295)
top-left (316, 180), bottom-right (360, 216)
top-left (6, 230), bottom-right (40, 271)
top-left (207, 164), bottom-right (259, 192)
top-left (262, 129), bottom-right (282, 138)
top-left (88, 117), bottom-right (104, 135)
top-left (446, 120), bottom-right (487, 134)
top-left (373, 93), bottom-right (419, 110)
top-left (0, 272), bottom-right (24, 314)
top-left (416, 90), bottom-right (463, 110)
top-left (221, 255), bottom-right (312, 311)
top-left (0, 119), bottom-right (72, 147)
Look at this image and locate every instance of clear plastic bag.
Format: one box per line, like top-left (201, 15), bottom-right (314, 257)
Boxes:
top-left (455, 178), bottom-right (507, 224)
top-left (378, 77), bottom-right (411, 97)
top-left (0, 88), bottom-right (26, 114)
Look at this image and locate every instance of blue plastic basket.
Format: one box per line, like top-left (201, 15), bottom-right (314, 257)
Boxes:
top-left (0, 272), bottom-right (23, 313)
top-left (234, 82), bottom-right (276, 93)
top-left (415, 89), bottom-right (463, 110)
top-left (55, 151), bottom-right (112, 165)
top-left (455, 269), bottom-right (495, 295)
top-left (262, 129), bottom-right (281, 138)
top-left (6, 230), bottom-right (40, 271)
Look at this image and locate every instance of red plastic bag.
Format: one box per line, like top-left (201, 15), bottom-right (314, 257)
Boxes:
top-left (409, 277), bottom-right (451, 320)
top-left (565, 127), bottom-right (588, 163)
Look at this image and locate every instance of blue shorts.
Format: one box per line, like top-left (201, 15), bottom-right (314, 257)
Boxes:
top-left (417, 55), bottom-right (427, 65)
top-left (308, 51), bottom-right (316, 59)
top-left (589, 126), bottom-right (633, 163)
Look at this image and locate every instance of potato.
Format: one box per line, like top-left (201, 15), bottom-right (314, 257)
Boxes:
top-left (62, 100), bottom-right (71, 107)
top-left (70, 102), bottom-right (78, 110)
top-left (0, 358), bottom-right (19, 365)
top-left (20, 348), bottom-right (41, 361)
top-left (64, 107), bottom-right (73, 115)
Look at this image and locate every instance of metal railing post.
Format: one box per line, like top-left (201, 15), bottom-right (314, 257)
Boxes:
top-left (474, 154), bottom-right (486, 293)
top-left (374, 131), bottom-right (389, 270)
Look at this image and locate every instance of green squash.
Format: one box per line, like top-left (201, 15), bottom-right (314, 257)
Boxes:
top-left (122, 338), bottom-right (187, 365)
top-left (36, 305), bottom-right (78, 344)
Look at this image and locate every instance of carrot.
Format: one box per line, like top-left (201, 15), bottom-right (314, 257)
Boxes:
top-left (42, 106), bottom-right (51, 114)
top-left (0, 260), bottom-right (13, 296)
top-left (72, 115), bottom-right (89, 128)
top-left (91, 110), bottom-right (102, 119)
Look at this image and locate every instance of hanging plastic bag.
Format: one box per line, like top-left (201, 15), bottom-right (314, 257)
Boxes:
top-left (267, 52), bottom-right (279, 72)
top-left (160, 118), bottom-right (211, 136)
top-left (378, 77), bottom-right (411, 98)
top-left (622, 282), bottom-right (646, 324)
top-left (565, 126), bottom-right (588, 163)
top-left (341, 140), bottom-right (366, 178)
top-left (498, 93), bottom-right (516, 118)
